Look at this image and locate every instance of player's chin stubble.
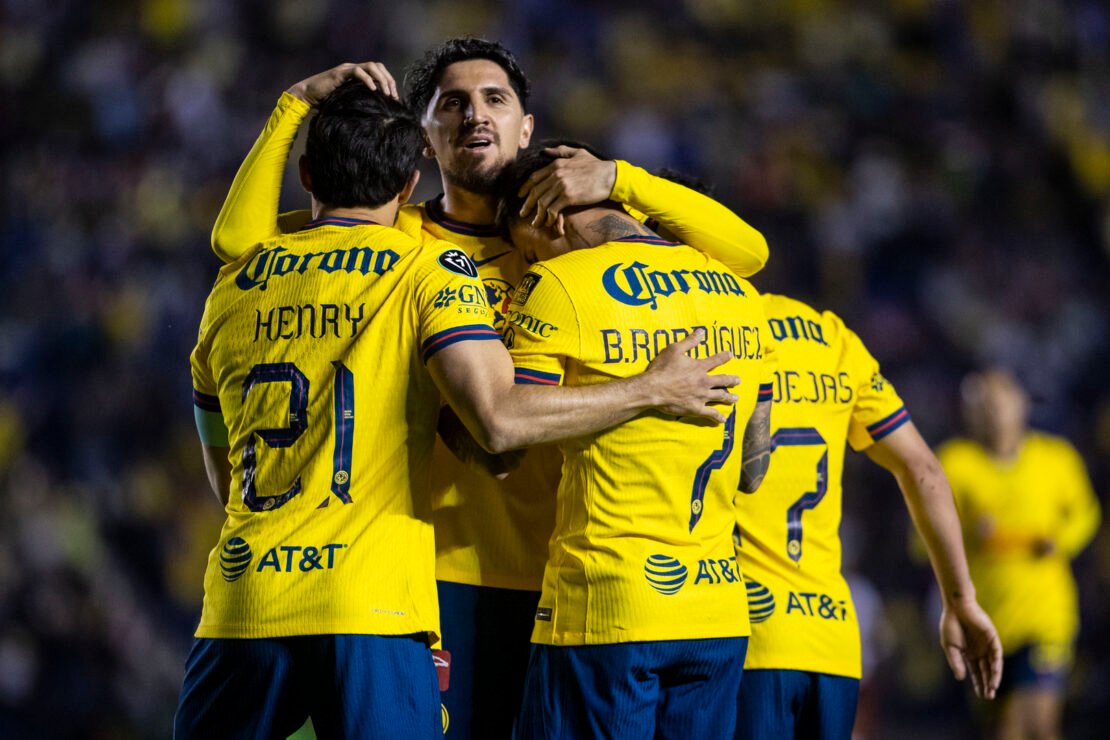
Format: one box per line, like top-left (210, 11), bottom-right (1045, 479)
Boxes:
top-left (442, 159), bottom-right (505, 196)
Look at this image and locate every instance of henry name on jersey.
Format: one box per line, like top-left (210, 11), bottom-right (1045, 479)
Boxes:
top-left (768, 311), bottom-right (856, 406)
top-left (236, 242), bottom-right (490, 342)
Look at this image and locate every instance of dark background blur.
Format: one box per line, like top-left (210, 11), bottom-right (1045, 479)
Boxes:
top-left (1, 0), bottom-right (1107, 737)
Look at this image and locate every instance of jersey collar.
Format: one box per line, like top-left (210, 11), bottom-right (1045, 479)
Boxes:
top-left (423, 195), bottom-right (501, 237)
top-left (300, 216), bottom-right (381, 230)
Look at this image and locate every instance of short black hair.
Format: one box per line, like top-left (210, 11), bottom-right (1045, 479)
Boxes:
top-left (495, 139), bottom-right (608, 234)
top-left (405, 37), bottom-right (531, 116)
top-left (304, 80), bottom-right (424, 208)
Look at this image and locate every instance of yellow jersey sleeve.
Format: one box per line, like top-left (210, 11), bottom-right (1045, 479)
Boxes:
top-left (413, 244), bottom-right (501, 362)
top-left (610, 159), bottom-right (769, 277)
top-left (504, 265), bottom-right (580, 386)
top-left (211, 92), bottom-right (311, 262)
top-left (842, 321), bottom-right (910, 452)
top-left (1050, 440), bottom-right (1101, 558)
top-left (190, 292), bottom-right (230, 447)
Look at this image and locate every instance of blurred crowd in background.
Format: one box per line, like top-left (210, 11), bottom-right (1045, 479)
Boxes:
top-left (1, 0), bottom-right (1108, 737)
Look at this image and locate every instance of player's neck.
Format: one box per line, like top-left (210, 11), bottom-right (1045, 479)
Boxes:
top-left (440, 187), bottom-right (496, 225)
top-left (985, 432), bottom-right (1024, 461)
top-left (312, 202), bottom-right (398, 227)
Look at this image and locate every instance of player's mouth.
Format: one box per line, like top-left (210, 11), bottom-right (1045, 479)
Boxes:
top-left (459, 131), bottom-right (496, 152)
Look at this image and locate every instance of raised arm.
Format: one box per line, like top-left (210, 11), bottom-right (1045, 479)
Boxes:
top-left (517, 146), bottom-right (769, 276)
top-left (211, 63), bottom-right (399, 262)
top-left (427, 330), bottom-right (739, 453)
top-left (865, 422), bottom-right (1002, 700)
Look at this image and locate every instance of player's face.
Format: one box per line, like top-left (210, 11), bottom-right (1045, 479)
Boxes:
top-left (964, 371), bottom-right (1028, 447)
top-left (422, 59), bottom-right (534, 195)
top-left (509, 221), bottom-right (570, 264)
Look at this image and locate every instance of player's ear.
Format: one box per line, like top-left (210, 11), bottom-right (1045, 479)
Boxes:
top-left (519, 113), bottom-right (534, 148)
top-left (298, 154), bottom-right (313, 195)
top-left (398, 169), bottom-right (421, 205)
top-left (422, 132), bottom-right (436, 160)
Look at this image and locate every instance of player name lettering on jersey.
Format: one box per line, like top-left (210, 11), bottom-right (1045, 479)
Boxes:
top-left (772, 369), bottom-right (854, 405)
top-left (236, 244), bottom-right (401, 292)
top-left (601, 323), bottom-right (764, 365)
top-left (602, 260), bottom-right (746, 310)
top-left (254, 303), bottom-right (366, 342)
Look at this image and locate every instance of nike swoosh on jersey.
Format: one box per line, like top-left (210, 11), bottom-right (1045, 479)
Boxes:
top-left (471, 250), bottom-right (512, 267)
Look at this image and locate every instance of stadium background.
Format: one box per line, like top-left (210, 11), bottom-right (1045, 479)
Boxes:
top-left (1, 0), bottom-right (1107, 736)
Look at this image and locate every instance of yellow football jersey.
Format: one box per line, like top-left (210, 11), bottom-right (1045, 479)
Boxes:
top-left (737, 293), bottom-right (910, 678)
top-left (507, 236), bottom-right (775, 645)
top-left (410, 199), bottom-right (565, 591)
top-left (207, 93), bottom-right (772, 593)
top-left (938, 433), bottom-right (1100, 654)
top-left (190, 217), bottom-right (499, 640)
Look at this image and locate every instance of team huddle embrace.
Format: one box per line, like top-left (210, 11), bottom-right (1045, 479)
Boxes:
top-left (174, 37), bottom-right (1047, 740)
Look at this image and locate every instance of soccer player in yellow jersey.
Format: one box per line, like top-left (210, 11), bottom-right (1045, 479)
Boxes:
top-left (207, 39), bottom-right (771, 738)
top-left (176, 81), bottom-right (745, 739)
top-left (940, 369), bottom-right (1100, 740)
top-left (494, 144), bottom-right (776, 739)
top-left (734, 293), bottom-right (1003, 740)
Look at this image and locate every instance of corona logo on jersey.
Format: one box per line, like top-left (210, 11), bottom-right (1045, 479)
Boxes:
top-left (644, 554), bottom-right (688, 595)
top-left (253, 543), bottom-right (348, 573)
top-left (602, 261), bottom-right (746, 310)
top-left (235, 245), bottom-right (400, 291)
top-left (220, 537), bottom-right (252, 582)
top-left (746, 579), bottom-right (776, 623)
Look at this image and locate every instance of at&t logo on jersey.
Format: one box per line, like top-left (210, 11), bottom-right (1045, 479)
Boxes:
top-left (786, 590), bottom-right (849, 621)
top-left (602, 261), bottom-right (746, 310)
top-left (645, 553), bottom-right (746, 595)
top-left (644, 554), bottom-right (688, 595)
top-left (745, 579), bottom-right (776, 623)
top-left (255, 543), bottom-right (348, 573)
top-left (220, 537), bottom-right (252, 582)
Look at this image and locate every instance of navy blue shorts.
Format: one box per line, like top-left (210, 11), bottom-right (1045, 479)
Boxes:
top-left (174, 633), bottom-right (440, 739)
top-left (735, 669), bottom-right (859, 740)
top-left (517, 637), bottom-right (748, 739)
top-left (436, 580), bottom-right (540, 738)
top-left (998, 642), bottom-right (1071, 695)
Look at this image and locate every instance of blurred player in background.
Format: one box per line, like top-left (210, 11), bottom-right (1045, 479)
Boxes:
top-left (497, 144), bottom-right (775, 738)
top-left (179, 80), bottom-right (742, 739)
top-left (939, 369), bottom-right (1100, 740)
top-left (208, 37), bottom-right (771, 737)
top-left (733, 293), bottom-right (1002, 739)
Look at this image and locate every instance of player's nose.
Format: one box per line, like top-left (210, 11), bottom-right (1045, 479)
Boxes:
top-left (464, 99), bottom-right (491, 125)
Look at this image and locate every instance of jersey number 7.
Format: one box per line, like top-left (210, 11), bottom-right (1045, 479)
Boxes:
top-left (771, 427), bottom-right (829, 562)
